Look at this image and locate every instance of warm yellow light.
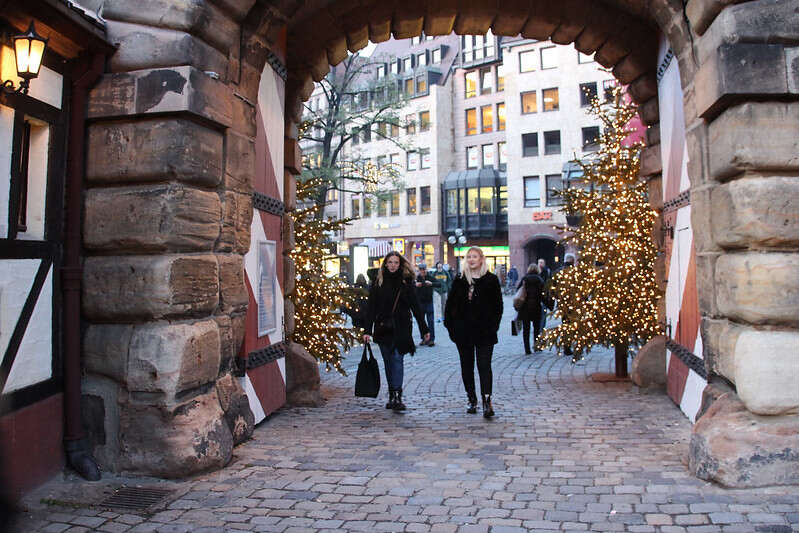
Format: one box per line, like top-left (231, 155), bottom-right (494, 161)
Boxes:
top-left (13, 22), bottom-right (47, 79)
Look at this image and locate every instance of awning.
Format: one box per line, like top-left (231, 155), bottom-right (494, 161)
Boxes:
top-left (360, 239), bottom-right (392, 257)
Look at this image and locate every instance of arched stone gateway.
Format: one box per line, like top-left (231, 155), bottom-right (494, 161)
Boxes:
top-left (79, 0), bottom-right (798, 486)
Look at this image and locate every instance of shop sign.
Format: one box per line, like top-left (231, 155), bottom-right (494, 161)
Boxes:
top-left (532, 211), bottom-right (553, 221)
top-left (393, 238), bottom-right (405, 255)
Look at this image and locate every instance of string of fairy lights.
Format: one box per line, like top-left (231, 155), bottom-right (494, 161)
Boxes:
top-left (537, 87), bottom-right (662, 362)
top-left (288, 178), bottom-right (362, 375)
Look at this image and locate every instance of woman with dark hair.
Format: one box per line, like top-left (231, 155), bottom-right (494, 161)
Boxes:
top-left (444, 246), bottom-right (503, 418)
top-left (518, 263), bottom-right (545, 355)
top-left (363, 252), bottom-right (430, 411)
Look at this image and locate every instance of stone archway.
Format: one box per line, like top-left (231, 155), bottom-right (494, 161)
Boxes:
top-left (81, 0), bottom-right (798, 486)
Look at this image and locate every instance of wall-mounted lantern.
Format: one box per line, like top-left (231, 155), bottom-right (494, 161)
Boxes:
top-left (3, 22), bottom-right (48, 95)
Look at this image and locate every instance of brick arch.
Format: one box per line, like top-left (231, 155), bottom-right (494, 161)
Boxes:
top-left (281, 0), bottom-right (688, 126)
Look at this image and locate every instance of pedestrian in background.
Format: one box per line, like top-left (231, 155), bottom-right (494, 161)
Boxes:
top-left (444, 246), bottom-right (503, 418)
top-left (518, 263), bottom-right (545, 355)
top-left (415, 263), bottom-right (438, 346)
top-left (363, 252), bottom-right (430, 411)
top-left (537, 258), bottom-right (551, 331)
top-left (342, 273), bottom-right (369, 330)
top-left (507, 264), bottom-right (519, 294)
top-left (432, 261), bottom-right (452, 324)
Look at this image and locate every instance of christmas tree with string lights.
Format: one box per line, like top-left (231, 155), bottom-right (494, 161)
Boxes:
top-left (537, 86), bottom-right (661, 377)
top-left (288, 178), bottom-right (362, 375)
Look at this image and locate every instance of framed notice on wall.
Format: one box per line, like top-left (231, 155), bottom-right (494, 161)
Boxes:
top-left (258, 240), bottom-right (277, 336)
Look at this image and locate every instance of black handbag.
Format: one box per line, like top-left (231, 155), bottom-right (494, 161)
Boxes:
top-left (354, 343), bottom-right (380, 398)
top-left (372, 288), bottom-right (401, 338)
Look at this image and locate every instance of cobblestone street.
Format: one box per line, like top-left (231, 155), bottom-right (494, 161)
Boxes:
top-left (13, 299), bottom-right (799, 532)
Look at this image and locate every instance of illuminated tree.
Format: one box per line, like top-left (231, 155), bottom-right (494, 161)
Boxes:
top-left (288, 178), bottom-right (362, 374)
top-left (538, 87), bottom-right (661, 377)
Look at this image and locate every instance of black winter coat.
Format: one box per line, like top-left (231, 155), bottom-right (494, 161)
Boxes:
top-left (444, 272), bottom-right (503, 346)
top-left (517, 273), bottom-right (545, 321)
top-left (363, 271), bottom-right (429, 355)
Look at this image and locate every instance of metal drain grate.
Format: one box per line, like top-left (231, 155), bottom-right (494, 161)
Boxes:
top-left (99, 486), bottom-right (172, 510)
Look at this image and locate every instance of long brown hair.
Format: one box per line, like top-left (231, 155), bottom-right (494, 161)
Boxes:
top-left (376, 251), bottom-right (415, 286)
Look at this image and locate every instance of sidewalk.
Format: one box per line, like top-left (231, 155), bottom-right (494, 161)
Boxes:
top-left (12, 297), bottom-right (799, 532)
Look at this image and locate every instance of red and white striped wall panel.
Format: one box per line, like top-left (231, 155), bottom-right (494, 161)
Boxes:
top-left (240, 34), bottom-right (287, 424)
top-left (657, 36), bottom-right (706, 422)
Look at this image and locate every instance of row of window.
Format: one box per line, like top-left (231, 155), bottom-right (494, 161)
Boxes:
top-left (461, 32), bottom-right (497, 63)
top-left (465, 142), bottom-right (507, 170)
top-left (351, 187), bottom-right (432, 218)
top-left (521, 127), bottom-right (600, 157)
top-left (524, 174), bottom-right (564, 208)
top-left (465, 103), bottom-right (506, 135)
top-left (349, 110), bottom-right (431, 147)
top-left (519, 47), bottom-right (596, 73)
top-left (445, 186), bottom-right (508, 216)
top-left (376, 48), bottom-right (444, 79)
top-left (464, 64), bottom-right (505, 98)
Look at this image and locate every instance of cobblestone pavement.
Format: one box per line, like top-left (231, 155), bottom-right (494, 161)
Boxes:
top-left (13, 298), bottom-right (799, 532)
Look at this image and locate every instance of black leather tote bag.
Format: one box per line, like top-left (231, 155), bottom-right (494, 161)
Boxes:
top-left (354, 343), bottom-right (380, 398)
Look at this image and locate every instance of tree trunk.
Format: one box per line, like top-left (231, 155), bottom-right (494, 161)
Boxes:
top-left (614, 341), bottom-right (629, 378)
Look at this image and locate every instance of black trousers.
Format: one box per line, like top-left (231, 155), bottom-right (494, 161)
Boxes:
top-left (456, 343), bottom-right (494, 399)
top-left (522, 316), bottom-right (541, 354)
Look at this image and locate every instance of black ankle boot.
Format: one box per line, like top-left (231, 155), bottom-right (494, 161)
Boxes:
top-left (482, 394), bottom-right (494, 418)
top-left (393, 388), bottom-right (406, 411)
top-left (467, 393), bottom-right (478, 414)
top-left (385, 390), bottom-right (396, 409)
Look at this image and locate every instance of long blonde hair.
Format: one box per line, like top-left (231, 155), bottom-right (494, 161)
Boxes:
top-left (376, 251), bottom-right (415, 286)
top-left (462, 246), bottom-right (488, 285)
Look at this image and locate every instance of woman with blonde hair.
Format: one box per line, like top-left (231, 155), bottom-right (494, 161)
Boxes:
top-left (363, 251), bottom-right (430, 411)
top-left (444, 246), bottom-right (503, 417)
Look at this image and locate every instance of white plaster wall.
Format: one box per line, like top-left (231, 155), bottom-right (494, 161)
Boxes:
top-left (503, 41), bottom-right (610, 228)
top-left (1, 260), bottom-right (53, 393)
top-left (17, 120), bottom-right (50, 241)
top-left (1, 45), bottom-right (63, 110)
top-left (0, 104), bottom-right (13, 239)
top-left (258, 63), bottom-right (285, 199)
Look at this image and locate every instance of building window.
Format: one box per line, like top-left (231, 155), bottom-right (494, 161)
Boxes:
top-left (582, 126), bottom-right (600, 151)
top-left (467, 188), bottom-right (479, 214)
top-left (482, 144), bottom-right (495, 168)
top-left (499, 185), bottom-right (508, 214)
top-left (419, 110), bottom-right (430, 132)
top-left (407, 188), bottom-right (417, 214)
top-left (351, 197), bottom-right (360, 218)
top-left (465, 71), bottom-right (478, 98)
top-left (522, 133), bottom-right (538, 157)
top-left (540, 46), bottom-right (557, 69)
top-left (578, 51), bottom-right (595, 63)
top-left (404, 78), bottom-right (414, 96)
top-left (363, 198), bottom-right (372, 217)
top-left (377, 155), bottom-right (387, 168)
top-left (376, 64), bottom-right (386, 78)
top-left (377, 122), bottom-right (387, 137)
top-left (352, 128), bottom-right (359, 145)
top-left (521, 91), bottom-right (537, 114)
top-left (416, 75), bottom-right (427, 93)
top-left (391, 60), bottom-right (399, 74)
top-left (545, 174), bottom-right (564, 206)
top-left (497, 64), bottom-right (505, 92)
top-left (407, 150), bottom-right (420, 170)
top-left (466, 146), bottom-right (479, 168)
top-left (411, 36), bottom-right (421, 45)
top-left (446, 189), bottom-right (458, 215)
top-left (420, 148), bottom-right (431, 169)
top-left (420, 186), bottom-right (431, 214)
top-left (458, 188), bottom-right (466, 215)
top-left (498, 141), bottom-right (507, 171)
top-left (580, 82), bottom-right (598, 107)
top-left (544, 130), bottom-right (561, 155)
top-left (432, 48), bottom-right (442, 63)
top-left (465, 108), bottom-right (477, 136)
top-left (542, 87), bottom-right (559, 111)
top-left (480, 187), bottom-right (494, 214)
top-left (390, 153), bottom-right (401, 166)
top-left (480, 68), bottom-right (493, 95)
top-left (362, 126), bottom-right (371, 143)
top-left (497, 103), bottom-right (506, 131)
top-left (402, 56), bottom-right (413, 71)
top-left (519, 50), bottom-right (536, 72)
top-left (391, 123), bottom-right (400, 137)
top-left (406, 114), bottom-right (416, 135)
top-left (417, 51), bottom-right (427, 66)
top-left (481, 105), bottom-right (493, 133)
top-left (326, 188), bottom-right (339, 202)
top-left (524, 176), bottom-right (541, 207)
top-left (378, 196), bottom-right (388, 217)
top-left (462, 35), bottom-right (474, 62)
top-left (603, 79), bottom-right (617, 101)
top-left (391, 190), bottom-right (400, 216)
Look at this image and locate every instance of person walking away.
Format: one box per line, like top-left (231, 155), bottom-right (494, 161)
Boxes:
top-left (343, 273), bottom-right (369, 329)
top-left (537, 259), bottom-right (551, 331)
top-left (414, 264), bottom-right (439, 346)
top-left (432, 261), bottom-right (452, 324)
top-left (507, 264), bottom-right (519, 294)
top-left (363, 252), bottom-right (430, 411)
top-left (518, 263), bottom-right (545, 355)
top-left (444, 246), bottom-right (503, 418)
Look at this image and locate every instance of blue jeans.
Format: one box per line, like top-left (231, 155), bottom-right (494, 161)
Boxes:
top-left (378, 343), bottom-right (404, 390)
top-left (423, 302), bottom-right (435, 341)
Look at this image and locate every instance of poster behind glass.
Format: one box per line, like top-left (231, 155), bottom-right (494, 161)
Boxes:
top-left (258, 241), bottom-right (277, 336)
